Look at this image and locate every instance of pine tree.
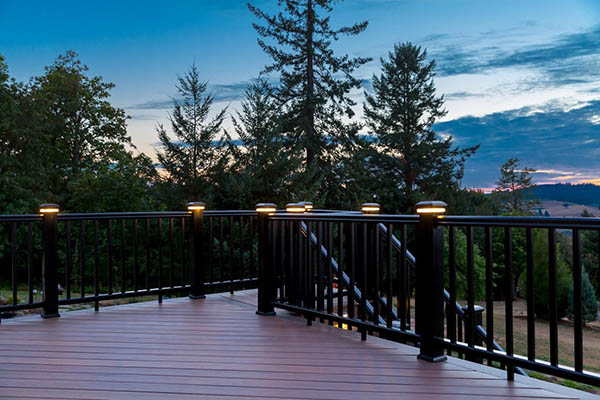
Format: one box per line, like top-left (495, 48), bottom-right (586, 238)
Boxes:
top-left (216, 78), bottom-right (301, 209)
top-left (248, 0), bottom-right (371, 190)
top-left (363, 43), bottom-right (478, 212)
top-left (156, 64), bottom-right (226, 207)
top-left (494, 158), bottom-right (538, 213)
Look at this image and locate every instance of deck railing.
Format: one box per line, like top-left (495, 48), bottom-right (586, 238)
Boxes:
top-left (263, 206), bottom-right (600, 387)
top-left (0, 208), bottom-right (258, 317)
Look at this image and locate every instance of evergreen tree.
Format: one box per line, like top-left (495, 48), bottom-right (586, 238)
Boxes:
top-left (248, 0), bottom-right (371, 205)
top-left (216, 78), bottom-right (301, 209)
top-left (494, 158), bottom-right (538, 213)
top-left (567, 271), bottom-right (598, 324)
top-left (156, 64), bottom-right (226, 207)
top-left (363, 43), bottom-right (478, 212)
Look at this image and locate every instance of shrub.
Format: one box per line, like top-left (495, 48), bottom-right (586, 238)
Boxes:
top-left (567, 271), bottom-right (598, 324)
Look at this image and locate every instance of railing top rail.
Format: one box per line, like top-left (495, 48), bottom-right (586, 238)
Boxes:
top-left (0, 214), bottom-right (42, 222)
top-left (0, 210), bottom-right (259, 221)
top-left (439, 215), bottom-right (600, 229)
top-left (268, 212), bottom-right (419, 224)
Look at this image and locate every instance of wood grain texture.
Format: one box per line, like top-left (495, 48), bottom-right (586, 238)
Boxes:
top-left (0, 290), bottom-right (584, 399)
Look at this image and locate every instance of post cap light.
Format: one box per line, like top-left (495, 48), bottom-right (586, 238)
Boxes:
top-left (187, 202), bottom-right (205, 211)
top-left (39, 203), bottom-right (60, 214)
top-left (256, 203), bottom-right (277, 213)
top-left (416, 201), bottom-right (447, 215)
top-left (300, 201), bottom-right (313, 211)
top-left (286, 203), bottom-right (305, 213)
top-left (361, 202), bottom-right (380, 214)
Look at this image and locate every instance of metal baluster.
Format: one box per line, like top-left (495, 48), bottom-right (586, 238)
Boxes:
top-left (158, 218), bottom-right (162, 303)
top-left (181, 217), bottom-right (186, 286)
top-left (399, 224), bottom-right (407, 331)
top-left (250, 216), bottom-right (255, 278)
top-left (239, 216), bottom-right (244, 285)
top-left (133, 219), bottom-right (138, 292)
top-left (327, 222), bottom-right (334, 322)
top-left (169, 218), bottom-right (174, 288)
top-left (386, 223), bottom-right (393, 329)
top-left (27, 222), bottom-right (33, 304)
top-left (229, 215), bottom-right (234, 294)
top-left (107, 219), bottom-right (113, 295)
top-left (373, 221), bottom-right (379, 323)
top-left (11, 222), bottom-right (17, 306)
top-left (504, 227), bottom-right (514, 381)
top-left (281, 220), bottom-right (287, 300)
top-left (548, 228), bottom-right (558, 366)
top-left (526, 227), bottom-right (535, 361)
top-left (80, 220), bottom-right (85, 298)
top-left (573, 228), bottom-right (583, 372)
top-left (145, 219), bottom-right (150, 292)
top-left (349, 222), bottom-right (355, 323)
top-left (121, 219), bottom-right (125, 293)
top-left (94, 221), bottom-right (99, 311)
top-left (338, 222), bottom-right (344, 318)
top-left (65, 221), bottom-right (71, 299)
top-left (317, 221), bottom-right (324, 316)
top-left (219, 216), bottom-right (225, 283)
top-left (485, 226), bottom-right (494, 366)
top-left (448, 226), bottom-right (457, 354)
top-left (403, 225), bottom-right (410, 330)
top-left (466, 225), bottom-right (475, 349)
top-left (361, 223), bottom-right (367, 339)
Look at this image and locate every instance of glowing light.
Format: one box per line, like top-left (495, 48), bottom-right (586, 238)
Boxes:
top-left (301, 202), bottom-right (313, 211)
top-left (286, 203), bottom-right (305, 213)
top-left (39, 204), bottom-right (60, 214)
top-left (415, 201), bottom-right (447, 215)
top-left (416, 207), bottom-right (447, 214)
top-left (361, 202), bottom-right (380, 214)
top-left (256, 203), bottom-right (277, 213)
top-left (187, 202), bottom-right (205, 211)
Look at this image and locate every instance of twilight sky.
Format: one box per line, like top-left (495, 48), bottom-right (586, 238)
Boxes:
top-left (1, 0), bottom-right (599, 188)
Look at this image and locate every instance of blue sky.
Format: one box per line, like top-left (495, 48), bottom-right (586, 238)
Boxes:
top-left (1, 0), bottom-right (599, 188)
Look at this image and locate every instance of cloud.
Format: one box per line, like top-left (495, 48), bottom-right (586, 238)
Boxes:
top-left (434, 99), bottom-right (600, 187)
top-left (429, 25), bottom-right (600, 92)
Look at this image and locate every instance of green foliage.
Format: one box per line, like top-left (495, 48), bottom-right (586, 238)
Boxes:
top-left (216, 78), bottom-right (300, 209)
top-left (248, 0), bottom-right (371, 206)
top-left (0, 51), bottom-right (156, 214)
top-left (155, 64), bottom-right (226, 209)
top-left (518, 229), bottom-right (573, 319)
top-left (567, 272), bottom-right (598, 324)
top-left (363, 43), bottom-right (478, 213)
top-left (444, 228), bottom-right (486, 301)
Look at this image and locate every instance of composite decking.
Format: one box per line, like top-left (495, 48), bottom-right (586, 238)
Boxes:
top-left (0, 290), bottom-right (594, 399)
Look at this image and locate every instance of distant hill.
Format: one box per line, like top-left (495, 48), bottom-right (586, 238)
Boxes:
top-left (524, 183), bottom-right (600, 206)
top-left (535, 201), bottom-right (598, 217)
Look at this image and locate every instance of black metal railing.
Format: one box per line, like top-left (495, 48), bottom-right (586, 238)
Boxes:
top-left (0, 209), bottom-right (258, 318)
top-left (262, 209), bottom-right (600, 387)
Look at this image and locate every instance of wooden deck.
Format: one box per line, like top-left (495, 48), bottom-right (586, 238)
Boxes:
top-left (0, 290), bottom-right (594, 399)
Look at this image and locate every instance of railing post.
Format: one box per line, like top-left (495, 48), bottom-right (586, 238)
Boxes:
top-left (415, 201), bottom-right (447, 362)
top-left (256, 203), bottom-right (277, 316)
top-left (188, 202), bottom-right (206, 299)
top-left (40, 203), bottom-right (60, 319)
top-left (462, 305), bottom-right (484, 363)
top-left (361, 203), bottom-right (380, 312)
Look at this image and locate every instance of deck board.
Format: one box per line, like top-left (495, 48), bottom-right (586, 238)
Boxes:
top-left (0, 290), bottom-right (591, 399)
